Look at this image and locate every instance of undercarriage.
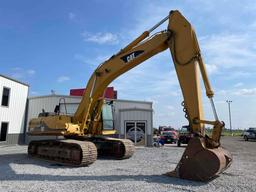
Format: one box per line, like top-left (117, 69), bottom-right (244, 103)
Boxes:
top-left (28, 136), bottom-right (135, 166)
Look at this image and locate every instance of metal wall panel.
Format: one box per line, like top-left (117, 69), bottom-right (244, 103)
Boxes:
top-left (1, 133), bottom-right (24, 145)
top-left (119, 109), bottom-right (153, 147)
top-left (120, 110), bottom-right (152, 134)
top-left (59, 103), bottom-right (80, 115)
top-left (0, 76), bottom-right (28, 138)
top-left (112, 100), bottom-right (152, 134)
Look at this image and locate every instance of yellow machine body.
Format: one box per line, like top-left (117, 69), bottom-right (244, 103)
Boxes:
top-left (28, 10), bottom-right (232, 181)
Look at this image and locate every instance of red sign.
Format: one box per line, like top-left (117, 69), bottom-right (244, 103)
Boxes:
top-left (70, 87), bottom-right (117, 99)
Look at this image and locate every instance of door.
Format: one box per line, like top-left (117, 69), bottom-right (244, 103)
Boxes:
top-left (125, 121), bottom-right (146, 146)
top-left (0, 122), bottom-right (8, 142)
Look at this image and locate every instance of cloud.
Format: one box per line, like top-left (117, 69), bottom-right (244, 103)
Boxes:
top-left (166, 105), bottom-right (175, 110)
top-left (27, 69), bottom-right (35, 75)
top-left (10, 68), bottom-right (35, 79)
top-left (233, 88), bottom-right (256, 96)
top-left (57, 76), bottom-right (70, 83)
top-left (234, 82), bottom-right (243, 87)
top-left (30, 91), bottom-right (39, 95)
top-left (217, 87), bottom-right (256, 97)
top-left (74, 1), bottom-right (256, 128)
top-left (223, 71), bottom-right (251, 80)
top-left (74, 53), bottom-right (110, 67)
top-left (145, 97), bottom-right (159, 104)
top-left (68, 12), bottom-right (76, 20)
top-left (110, 52), bottom-right (179, 100)
top-left (157, 111), bottom-right (175, 118)
top-left (214, 100), bottom-right (226, 104)
top-left (82, 32), bottom-right (119, 45)
top-left (200, 33), bottom-right (256, 69)
top-left (216, 90), bottom-right (228, 96)
top-left (205, 64), bottom-right (218, 75)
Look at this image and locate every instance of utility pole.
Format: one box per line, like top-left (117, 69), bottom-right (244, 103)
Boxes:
top-left (226, 100), bottom-right (232, 133)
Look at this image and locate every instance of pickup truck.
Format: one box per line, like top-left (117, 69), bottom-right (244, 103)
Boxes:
top-left (243, 128), bottom-right (256, 141)
top-left (160, 131), bottom-right (178, 144)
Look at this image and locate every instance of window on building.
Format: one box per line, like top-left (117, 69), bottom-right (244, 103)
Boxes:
top-left (1, 87), bottom-right (10, 107)
top-left (0, 122), bottom-right (8, 142)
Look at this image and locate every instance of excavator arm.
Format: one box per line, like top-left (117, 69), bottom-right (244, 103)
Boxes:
top-left (73, 31), bottom-right (169, 134)
top-left (74, 11), bottom-right (222, 145)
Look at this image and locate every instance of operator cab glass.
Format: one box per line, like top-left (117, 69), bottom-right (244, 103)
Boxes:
top-left (102, 103), bottom-right (114, 130)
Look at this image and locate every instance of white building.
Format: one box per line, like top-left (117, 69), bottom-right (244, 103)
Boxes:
top-left (26, 95), bottom-right (153, 146)
top-left (0, 74), bottom-right (29, 145)
top-left (113, 99), bottom-right (153, 146)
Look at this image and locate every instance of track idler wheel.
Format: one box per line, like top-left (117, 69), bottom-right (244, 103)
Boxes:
top-left (166, 137), bottom-right (232, 181)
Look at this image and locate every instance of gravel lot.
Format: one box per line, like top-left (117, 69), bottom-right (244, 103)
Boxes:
top-left (0, 136), bottom-right (255, 192)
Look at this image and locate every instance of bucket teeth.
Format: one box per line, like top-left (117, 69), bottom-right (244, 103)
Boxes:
top-left (166, 137), bottom-right (232, 181)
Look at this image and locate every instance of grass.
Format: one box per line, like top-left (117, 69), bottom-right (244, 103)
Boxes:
top-left (205, 128), bottom-right (243, 136)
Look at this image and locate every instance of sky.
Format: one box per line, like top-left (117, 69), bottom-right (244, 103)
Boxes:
top-left (1, 0), bottom-right (256, 129)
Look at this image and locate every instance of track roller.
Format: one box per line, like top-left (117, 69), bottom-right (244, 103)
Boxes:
top-left (28, 139), bottom-right (97, 166)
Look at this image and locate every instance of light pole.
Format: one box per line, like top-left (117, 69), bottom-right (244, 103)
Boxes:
top-left (226, 100), bottom-right (232, 133)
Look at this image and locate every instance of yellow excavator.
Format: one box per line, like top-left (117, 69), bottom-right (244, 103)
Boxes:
top-left (28, 10), bottom-right (232, 181)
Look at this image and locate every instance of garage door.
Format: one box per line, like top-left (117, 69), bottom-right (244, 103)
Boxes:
top-left (125, 121), bottom-right (146, 146)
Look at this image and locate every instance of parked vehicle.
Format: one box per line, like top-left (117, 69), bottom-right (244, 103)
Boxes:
top-left (160, 131), bottom-right (177, 144)
top-left (159, 126), bottom-right (178, 138)
top-left (243, 128), bottom-right (256, 141)
top-left (159, 126), bottom-right (175, 133)
top-left (177, 125), bottom-right (193, 147)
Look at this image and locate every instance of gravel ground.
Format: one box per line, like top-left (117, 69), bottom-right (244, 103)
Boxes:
top-left (0, 136), bottom-right (255, 192)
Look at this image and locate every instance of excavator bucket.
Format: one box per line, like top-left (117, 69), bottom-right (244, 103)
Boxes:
top-left (166, 137), bottom-right (232, 181)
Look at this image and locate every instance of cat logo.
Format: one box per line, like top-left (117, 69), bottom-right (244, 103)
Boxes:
top-left (120, 50), bottom-right (144, 63)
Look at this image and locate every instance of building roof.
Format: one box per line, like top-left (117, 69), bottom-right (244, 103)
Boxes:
top-left (28, 94), bottom-right (152, 104)
top-left (28, 94), bottom-right (82, 100)
top-left (107, 98), bottom-right (153, 105)
top-left (0, 74), bottom-right (29, 87)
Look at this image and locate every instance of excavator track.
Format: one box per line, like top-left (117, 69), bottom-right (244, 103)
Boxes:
top-left (120, 139), bottom-right (135, 159)
top-left (64, 136), bottom-right (135, 160)
top-left (93, 137), bottom-right (135, 159)
top-left (28, 139), bottom-right (97, 166)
